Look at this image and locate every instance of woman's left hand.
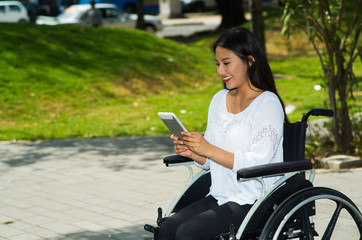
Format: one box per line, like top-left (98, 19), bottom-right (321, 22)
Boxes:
top-left (181, 132), bottom-right (211, 157)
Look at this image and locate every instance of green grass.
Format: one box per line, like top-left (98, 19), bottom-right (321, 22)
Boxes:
top-left (0, 23), bottom-right (218, 140)
top-left (0, 14), bottom-right (361, 141)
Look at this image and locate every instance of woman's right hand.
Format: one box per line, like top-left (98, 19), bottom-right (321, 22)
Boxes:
top-left (171, 134), bottom-right (193, 158)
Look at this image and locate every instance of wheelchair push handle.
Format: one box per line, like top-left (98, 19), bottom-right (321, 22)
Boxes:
top-left (302, 108), bottom-right (334, 122)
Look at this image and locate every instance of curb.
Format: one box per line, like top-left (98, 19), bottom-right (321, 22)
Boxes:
top-left (320, 155), bottom-right (362, 170)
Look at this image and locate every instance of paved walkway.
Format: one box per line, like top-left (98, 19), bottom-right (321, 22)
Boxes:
top-left (0, 136), bottom-right (361, 239)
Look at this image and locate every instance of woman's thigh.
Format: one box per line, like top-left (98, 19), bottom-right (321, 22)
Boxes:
top-left (175, 202), bottom-right (252, 240)
top-left (158, 195), bottom-right (218, 240)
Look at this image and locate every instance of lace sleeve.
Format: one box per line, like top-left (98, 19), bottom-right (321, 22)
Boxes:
top-left (251, 124), bottom-right (280, 151)
top-left (232, 97), bottom-right (284, 171)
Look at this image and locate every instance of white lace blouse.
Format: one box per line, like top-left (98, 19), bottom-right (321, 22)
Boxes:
top-left (195, 89), bottom-right (284, 205)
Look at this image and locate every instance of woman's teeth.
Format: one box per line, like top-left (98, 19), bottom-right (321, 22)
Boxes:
top-left (223, 76), bottom-right (232, 82)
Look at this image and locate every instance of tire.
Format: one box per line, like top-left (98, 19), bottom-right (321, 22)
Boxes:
top-left (260, 187), bottom-right (362, 240)
top-left (144, 24), bottom-right (156, 34)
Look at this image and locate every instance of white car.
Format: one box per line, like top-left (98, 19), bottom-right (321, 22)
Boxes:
top-left (0, 1), bottom-right (29, 23)
top-left (36, 3), bottom-right (163, 33)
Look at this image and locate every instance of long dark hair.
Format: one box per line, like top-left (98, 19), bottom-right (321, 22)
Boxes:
top-left (213, 27), bottom-right (289, 123)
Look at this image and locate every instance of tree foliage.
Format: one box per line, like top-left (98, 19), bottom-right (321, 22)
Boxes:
top-left (281, 0), bottom-right (361, 153)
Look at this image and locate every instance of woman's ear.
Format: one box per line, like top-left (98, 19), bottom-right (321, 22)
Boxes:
top-left (248, 55), bottom-right (256, 67)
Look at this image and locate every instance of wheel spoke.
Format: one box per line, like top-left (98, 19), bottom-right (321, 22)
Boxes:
top-left (320, 201), bottom-right (343, 240)
top-left (302, 206), bottom-right (315, 240)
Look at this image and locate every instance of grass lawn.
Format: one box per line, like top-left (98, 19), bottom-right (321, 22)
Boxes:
top-left (0, 8), bottom-right (361, 141)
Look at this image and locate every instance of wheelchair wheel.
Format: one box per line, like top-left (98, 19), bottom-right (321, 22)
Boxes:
top-left (260, 187), bottom-right (362, 240)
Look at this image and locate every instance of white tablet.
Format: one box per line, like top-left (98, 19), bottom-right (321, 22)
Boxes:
top-left (158, 112), bottom-right (187, 139)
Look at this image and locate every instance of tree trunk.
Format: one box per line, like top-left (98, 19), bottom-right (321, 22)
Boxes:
top-left (326, 39), bottom-right (354, 153)
top-left (248, 0), bottom-right (266, 53)
top-left (136, 0), bottom-right (145, 30)
top-left (335, 47), bottom-right (354, 153)
top-left (170, 0), bottom-right (183, 18)
top-left (215, 0), bottom-right (246, 31)
top-left (338, 100), bottom-right (354, 152)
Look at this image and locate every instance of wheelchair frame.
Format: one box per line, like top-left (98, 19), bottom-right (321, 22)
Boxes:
top-left (145, 109), bottom-right (362, 240)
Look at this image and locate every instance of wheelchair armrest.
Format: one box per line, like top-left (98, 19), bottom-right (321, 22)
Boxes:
top-left (163, 155), bottom-right (194, 167)
top-left (237, 160), bottom-right (313, 180)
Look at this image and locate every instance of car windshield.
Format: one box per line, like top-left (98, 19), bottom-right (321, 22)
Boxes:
top-left (57, 6), bottom-right (84, 20)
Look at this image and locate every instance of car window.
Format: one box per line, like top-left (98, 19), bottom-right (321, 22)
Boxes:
top-left (79, 10), bottom-right (89, 21)
top-left (98, 8), bottom-right (119, 19)
top-left (0, 6), bottom-right (5, 13)
top-left (9, 5), bottom-right (21, 12)
top-left (97, 8), bottom-right (106, 18)
top-left (107, 8), bottom-right (120, 18)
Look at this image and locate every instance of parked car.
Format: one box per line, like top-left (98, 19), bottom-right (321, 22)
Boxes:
top-left (180, 0), bottom-right (216, 12)
top-left (36, 3), bottom-right (163, 33)
top-left (0, 1), bottom-right (29, 23)
top-left (78, 0), bottom-right (159, 14)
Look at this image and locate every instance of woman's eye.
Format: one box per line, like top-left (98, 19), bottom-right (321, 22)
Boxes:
top-left (224, 62), bottom-right (230, 65)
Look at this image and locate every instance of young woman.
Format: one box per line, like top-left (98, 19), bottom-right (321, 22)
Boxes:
top-left (158, 27), bottom-right (288, 240)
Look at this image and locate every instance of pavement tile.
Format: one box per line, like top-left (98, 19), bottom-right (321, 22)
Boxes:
top-left (72, 221), bottom-right (108, 232)
top-left (6, 233), bottom-right (43, 240)
top-left (22, 226), bottom-right (59, 238)
top-left (98, 219), bottom-right (131, 229)
top-left (0, 206), bottom-right (35, 220)
top-left (61, 209), bottom-right (113, 223)
top-left (4, 220), bottom-right (34, 231)
top-left (0, 199), bottom-right (33, 210)
top-left (21, 215), bottom-right (55, 226)
top-left (25, 197), bottom-right (72, 212)
top-left (39, 222), bottom-right (83, 235)
top-left (0, 225), bottom-right (24, 238)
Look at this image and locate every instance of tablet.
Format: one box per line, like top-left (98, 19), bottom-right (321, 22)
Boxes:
top-left (158, 112), bottom-right (187, 139)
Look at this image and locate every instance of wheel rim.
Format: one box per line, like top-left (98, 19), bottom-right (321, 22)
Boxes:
top-left (260, 187), bottom-right (362, 240)
top-left (273, 194), bottom-right (362, 240)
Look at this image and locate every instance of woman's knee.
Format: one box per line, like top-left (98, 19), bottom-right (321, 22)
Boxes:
top-left (175, 221), bottom-right (201, 240)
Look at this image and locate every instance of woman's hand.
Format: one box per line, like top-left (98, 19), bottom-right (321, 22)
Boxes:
top-left (180, 132), bottom-right (211, 158)
top-left (170, 134), bottom-right (193, 158)
top-left (172, 132), bottom-right (234, 170)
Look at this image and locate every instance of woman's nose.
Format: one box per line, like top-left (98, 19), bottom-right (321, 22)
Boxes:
top-left (217, 65), bottom-right (225, 76)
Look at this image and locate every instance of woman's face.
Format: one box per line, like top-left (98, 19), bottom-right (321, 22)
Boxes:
top-left (215, 46), bottom-right (249, 90)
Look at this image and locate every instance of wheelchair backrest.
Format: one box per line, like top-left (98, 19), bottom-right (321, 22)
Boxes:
top-left (283, 121), bottom-right (307, 162)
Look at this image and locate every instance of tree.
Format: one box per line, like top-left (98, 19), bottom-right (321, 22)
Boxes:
top-left (136, 0), bottom-right (145, 30)
top-left (215, 0), bottom-right (246, 31)
top-left (249, 0), bottom-right (266, 53)
top-left (281, 0), bottom-right (361, 153)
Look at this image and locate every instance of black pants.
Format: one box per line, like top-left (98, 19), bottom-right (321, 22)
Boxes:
top-left (158, 195), bottom-right (252, 240)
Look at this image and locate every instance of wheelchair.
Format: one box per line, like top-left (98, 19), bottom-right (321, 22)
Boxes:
top-left (144, 109), bottom-right (362, 239)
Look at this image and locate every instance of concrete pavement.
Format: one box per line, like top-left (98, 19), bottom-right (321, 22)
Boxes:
top-left (0, 136), bottom-right (361, 239)
top-left (156, 13), bottom-right (221, 38)
top-left (161, 13), bottom-right (221, 27)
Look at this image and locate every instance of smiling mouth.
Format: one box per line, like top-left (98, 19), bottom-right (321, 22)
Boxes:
top-left (223, 76), bottom-right (232, 83)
